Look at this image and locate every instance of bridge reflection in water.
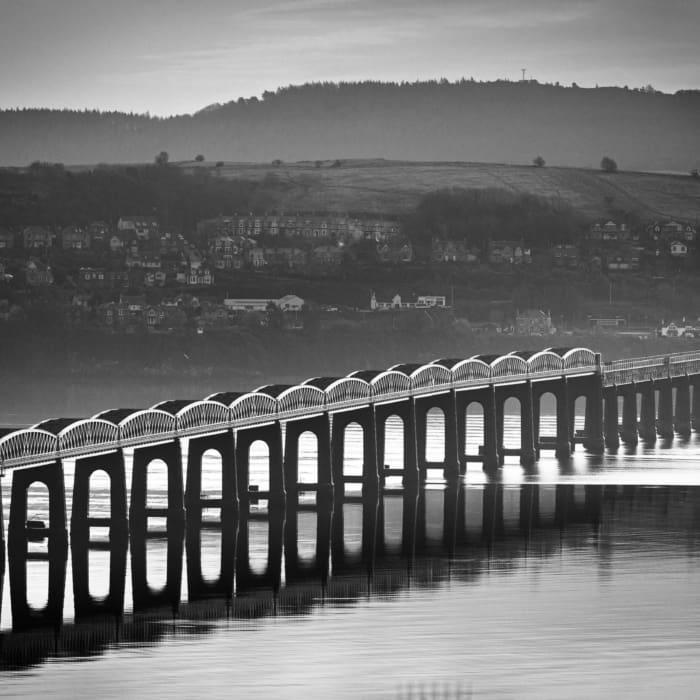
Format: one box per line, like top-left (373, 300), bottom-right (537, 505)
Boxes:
top-left (1, 480), bottom-right (671, 669)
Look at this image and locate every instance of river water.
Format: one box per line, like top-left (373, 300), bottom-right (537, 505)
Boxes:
top-left (1, 410), bottom-right (700, 698)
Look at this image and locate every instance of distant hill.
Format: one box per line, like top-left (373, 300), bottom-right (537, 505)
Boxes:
top-left (1, 81), bottom-right (699, 170)
top-left (192, 160), bottom-right (700, 221)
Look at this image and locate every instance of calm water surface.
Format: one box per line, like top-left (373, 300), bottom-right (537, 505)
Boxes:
top-left (1, 411), bottom-right (700, 698)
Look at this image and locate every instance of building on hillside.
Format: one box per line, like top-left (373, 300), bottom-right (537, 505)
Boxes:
top-left (550, 244), bottom-right (580, 268)
top-left (79, 267), bottom-right (107, 288)
top-left (515, 309), bottom-right (555, 335)
top-left (669, 240), bottom-right (688, 258)
top-left (312, 245), bottom-right (344, 266)
top-left (488, 241), bottom-right (531, 265)
top-left (431, 240), bottom-right (479, 263)
top-left (23, 226), bottom-right (53, 249)
top-left (188, 266), bottom-right (214, 286)
top-left (0, 228), bottom-right (16, 249)
top-left (117, 216), bottom-right (159, 240)
top-left (370, 291), bottom-right (448, 310)
top-left (604, 247), bottom-right (641, 271)
top-left (224, 295), bottom-right (304, 313)
top-left (61, 226), bottom-right (90, 250)
top-left (25, 258), bottom-right (54, 285)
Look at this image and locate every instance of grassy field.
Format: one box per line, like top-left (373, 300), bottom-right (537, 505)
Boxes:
top-left (184, 159), bottom-right (700, 219)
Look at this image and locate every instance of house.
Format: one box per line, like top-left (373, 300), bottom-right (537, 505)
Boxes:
top-left (659, 320), bottom-right (697, 338)
top-left (79, 267), bottom-right (108, 288)
top-left (670, 240), bottom-right (688, 258)
top-left (120, 294), bottom-right (146, 322)
top-left (277, 294), bottom-right (304, 312)
top-left (550, 244), bottom-right (579, 268)
top-left (431, 240), bottom-right (479, 263)
top-left (224, 295), bottom-right (304, 313)
top-left (109, 234), bottom-right (125, 252)
top-left (264, 247), bottom-right (308, 270)
top-left (415, 295), bottom-right (447, 308)
top-left (312, 245), bottom-right (344, 266)
top-left (88, 221), bottom-right (110, 247)
top-left (118, 216), bottom-right (159, 240)
top-left (0, 228), bottom-right (16, 249)
top-left (109, 270), bottom-right (129, 289)
top-left (370, 291), bottom-right (445, 310)
top-left (188, 266), bottom-right (214, 286)
top-left (588, 220), bottom-right (631, 241)
top-left (25, 258), bottom-right (54, 286)
top-left (144, 270), bottom-right (167, 287)
top-left (61, 226), bottom-right (90, 250)
top-left (489, 241), bottom-right (531, 265)
top-left (23, 226), bottom-right (53, 249)
top-left (247, 247), bottom-right (266, 268)
top-left (605, 248), bottom-right (641, 271)
top-left (515, 309), bottom-right (555, 335)
top-left (377, 242), bottom-right (413, 264)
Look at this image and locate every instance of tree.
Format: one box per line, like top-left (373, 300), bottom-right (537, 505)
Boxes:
top-left (155, 151), bottom-right (169, 166)
top-left (600, 156), bottom-right (618, 173)
top-left (195, 154), bottom-right (205, 162)
top-left (533, 155), bottom-right (545, 168)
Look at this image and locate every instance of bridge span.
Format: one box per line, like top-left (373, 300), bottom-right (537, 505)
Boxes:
top-left (1, 346), bottom-right (700, 590)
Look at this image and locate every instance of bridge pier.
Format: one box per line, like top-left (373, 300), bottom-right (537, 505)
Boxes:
top-left (582, 375), bottom-right (605, 453)
top-left (130, 441), bottom-right (185, 612)
top-left (415, 390), bottom-right (460, 483)
top-left (603, 387), bottom-right (620, 449)
top-left (184, 430), bottom-right (237, 601)
top-left (8, 460), bottom-right (68, 631)
top-left (482, 385), bottom-right (500, 474)
top-left (657, 380), bottom-right (675, 440)
top-left (235, 421), bottom-right (285, 506)
top-left (375, 399), bottom-right (419, 488)
top-left (71, 451), bottom-right (128, 619)
top-left (555, 377), bottom-right (572, 458)
top-left (638, 381), bottom-right (657, 443)
top-left (620, 385), bottom-right (639, 445)
top-left (692, 379), bottom-right (700, 431)
top-left (674, 376), bottom-right (691, 436)
top-left (331, 407), bottom-right (379, 494)
top-left (284, 414), bottom-right (333, 500)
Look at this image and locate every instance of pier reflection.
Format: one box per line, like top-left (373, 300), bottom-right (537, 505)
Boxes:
top-left (0, 482), bottom-right (694, 670)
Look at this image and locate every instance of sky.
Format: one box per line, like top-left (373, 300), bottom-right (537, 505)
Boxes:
top-left (1, 0), bottom-right (699, 116)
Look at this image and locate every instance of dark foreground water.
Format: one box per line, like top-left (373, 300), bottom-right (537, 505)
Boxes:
top-left (1, 417), bottom-right (700, 698)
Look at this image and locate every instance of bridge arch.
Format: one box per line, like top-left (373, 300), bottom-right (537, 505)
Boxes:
top-left (96, 407), bottom-right (177, 444)
top-left (349, 369), bottom-right (411, 397)
top-left (0, 426), bottom-right (58, 465)
top-left (256, 384), bottom-right (326, 415)
top-left (56, 418), bottom-right (119, 454)
top-left (304, 376), bottom-right (371, 406)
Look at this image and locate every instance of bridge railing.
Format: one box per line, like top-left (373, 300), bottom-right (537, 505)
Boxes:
top-left (602, 350), bottom-right (700, 386)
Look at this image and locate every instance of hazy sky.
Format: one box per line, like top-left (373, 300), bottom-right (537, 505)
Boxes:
top-left (1, 0), bottom-right (698, 115)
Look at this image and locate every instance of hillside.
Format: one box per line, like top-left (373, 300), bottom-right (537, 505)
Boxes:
top-left (189, 159), bottom-right (700, 220)
top-left (1, 81), bottom-right (699, 171)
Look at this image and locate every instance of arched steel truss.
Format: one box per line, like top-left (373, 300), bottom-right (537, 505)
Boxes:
top-left (1, 347), bottom-right (605, 467)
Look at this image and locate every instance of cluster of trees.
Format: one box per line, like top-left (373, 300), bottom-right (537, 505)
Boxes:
top-left (403, 187), bottom-right (586, 259)
top-left (0, 162), bottom-right (283, 231)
